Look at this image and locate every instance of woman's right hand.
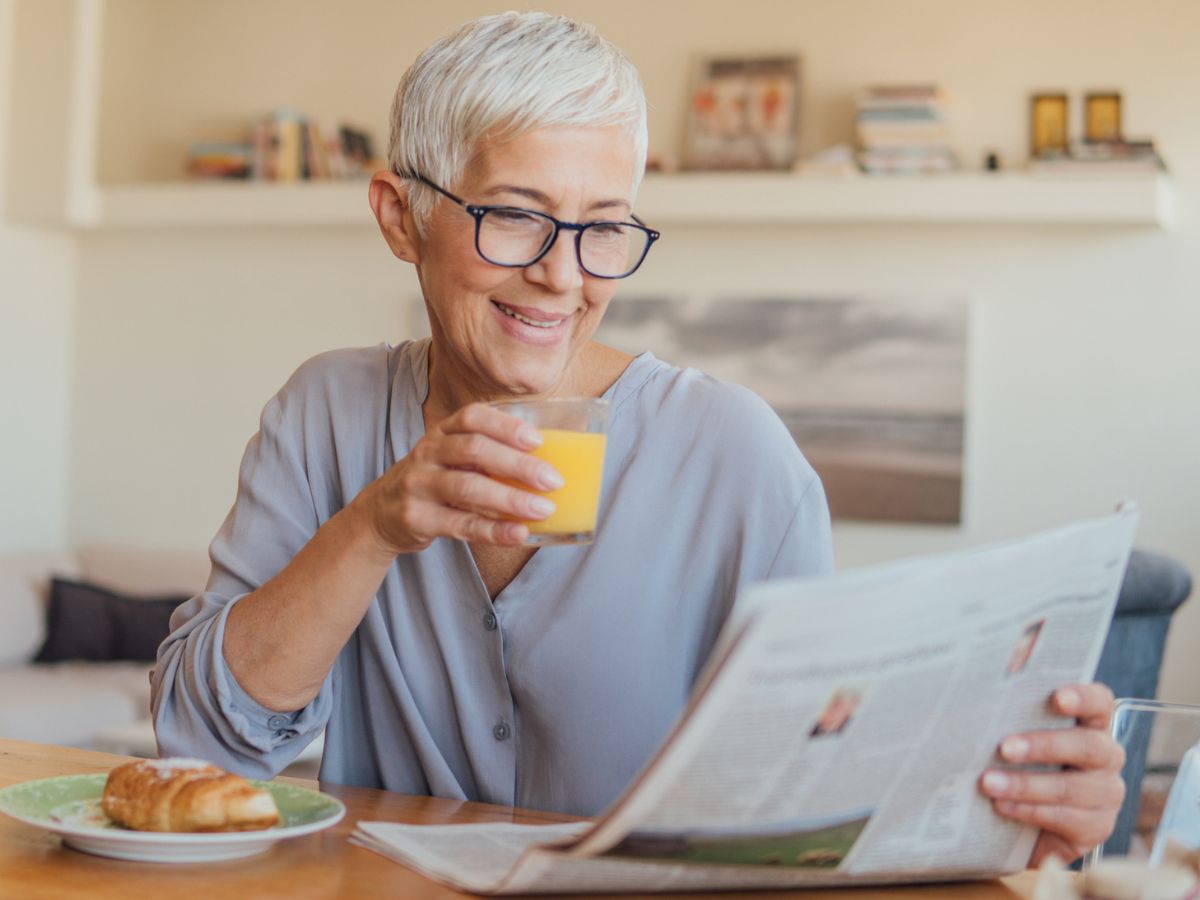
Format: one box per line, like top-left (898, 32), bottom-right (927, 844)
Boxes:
top-left (351, 402), bottom-right (564, 554)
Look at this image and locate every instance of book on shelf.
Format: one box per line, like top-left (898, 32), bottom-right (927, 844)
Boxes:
top-left (273, 111), bottom-right (302, 183)
top-left (188, 110), bottom-right (381, 182)
top-left (353, 506), bottom-right (1138, 894)
top-left (855, 84), bottom-right (958, 175)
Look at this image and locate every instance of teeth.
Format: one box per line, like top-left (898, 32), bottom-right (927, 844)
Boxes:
top-left (495, 302), bottom-right (562, 329)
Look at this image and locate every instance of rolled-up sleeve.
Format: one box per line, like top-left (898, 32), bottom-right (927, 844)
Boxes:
top-left (151, 366), bottom-right (337, 777)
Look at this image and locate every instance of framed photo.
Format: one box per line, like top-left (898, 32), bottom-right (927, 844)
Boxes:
top-left (1030, 93), bottom-right (1069, 158)
top-left (683, 55), bottom-right (801, 171)
top-left (1085, 92), bottom-right (1123, 144)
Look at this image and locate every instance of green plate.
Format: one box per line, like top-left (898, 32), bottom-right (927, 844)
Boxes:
top-left (0, 773), bottom-right (345, 863)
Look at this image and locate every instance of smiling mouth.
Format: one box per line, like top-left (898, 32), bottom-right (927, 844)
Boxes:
top-left (492, 301), bottom-right (568, 329)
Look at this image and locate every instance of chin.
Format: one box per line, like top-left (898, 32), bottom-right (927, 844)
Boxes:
top-left (491, 352), bottom-right (571, 398)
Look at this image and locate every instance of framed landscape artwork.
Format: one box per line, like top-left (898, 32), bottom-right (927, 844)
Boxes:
top-left (596, 296), bottom-right (968, 525)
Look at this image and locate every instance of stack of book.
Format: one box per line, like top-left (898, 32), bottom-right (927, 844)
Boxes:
top-left (1029, 139), bottom-right (1166, 175)
top-left (187, 110), bottom-right (380, 181)
top-left (855, 85), bottom-right (957, 175)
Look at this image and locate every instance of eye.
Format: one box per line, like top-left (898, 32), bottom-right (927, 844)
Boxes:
top-left (588, 222), bottom-right (628, 237)
top-left (488, 208), bottom-right (543, 226)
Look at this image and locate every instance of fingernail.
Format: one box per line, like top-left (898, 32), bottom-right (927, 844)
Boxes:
top-left (982, 771), bottom-right (1010, 795)
top-left (1057, 688), bottom-right (1080, 713)
top-left (519, 427), bottom-right (543, 448)
top-left (539, 466), bottom-right (565, 490)
top-left (1001, 737), bottom-right (1029, 761)
top-left (529, 497), bottom-right (555, 518)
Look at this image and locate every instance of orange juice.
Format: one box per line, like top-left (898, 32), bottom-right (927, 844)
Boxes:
top-left (525, 429), bottom-right (607, 537)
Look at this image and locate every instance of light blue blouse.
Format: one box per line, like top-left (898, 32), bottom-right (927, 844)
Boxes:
top-left (152, 339), bottom-right (833, 816)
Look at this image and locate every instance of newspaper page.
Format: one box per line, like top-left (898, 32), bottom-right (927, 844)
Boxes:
top-left (353, 506), bottom-right (1138, 894)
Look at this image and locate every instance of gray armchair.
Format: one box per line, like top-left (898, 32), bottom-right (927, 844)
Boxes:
top-left (1093, 549), bottom-right (1193, 857)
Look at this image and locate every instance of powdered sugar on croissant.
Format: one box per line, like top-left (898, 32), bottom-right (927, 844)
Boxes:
top-left (102, 758), bottom-right (280, 832)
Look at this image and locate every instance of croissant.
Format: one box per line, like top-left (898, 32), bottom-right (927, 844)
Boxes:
top-left (101, 758), bottom-right (280, 832)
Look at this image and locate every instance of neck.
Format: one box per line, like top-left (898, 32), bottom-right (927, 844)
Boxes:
top-left (421, 340), bottom-right (632, 428)
top-left (422, 340), bottom-right (580, 426)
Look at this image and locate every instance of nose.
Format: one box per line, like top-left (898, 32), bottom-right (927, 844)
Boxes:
top-left (525, 228), bottom-right (584, 293)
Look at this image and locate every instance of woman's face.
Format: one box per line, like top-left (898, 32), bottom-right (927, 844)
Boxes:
top-left (414, 125), bottom-right (637, 401)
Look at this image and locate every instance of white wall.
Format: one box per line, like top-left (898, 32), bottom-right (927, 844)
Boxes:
top-left (16, 1), bottom-right (1200, 699)
top-left (0, 0), bottom-right (75, 552)
top-left (69, 228), bottom-right (414, 549)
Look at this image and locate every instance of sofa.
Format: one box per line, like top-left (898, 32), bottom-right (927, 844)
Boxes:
top-left (1093, 549), bottom-right (1193, 858)
top-left (0, 544), bottom-right (211, 749)
top-left (0, 544), bottom-right (330, 777)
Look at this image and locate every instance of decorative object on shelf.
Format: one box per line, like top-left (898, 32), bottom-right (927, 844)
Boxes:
top-left (983, 150), bottom-right (1001, 171)
top-left (643, 152), bottom-right (678, 174)
top-left (1085, 91), bottom-right (1123, 144)
top-left (1030, 92), bottom-right (1070, 158)
top-left (597, 295), bottom-right (967, 525)
top-left (855, 85), bottom-right (957, 175)
top-left (682, 55), bottom-right (801, 171)
top-left (1027, 90), bottom-right (1166, 175)
top-left (796, 143), bottom-right (857, 176)
top-left (187, 109), bottom-right (381, 181)
top-left (1027, 91), bottom-right (1165, 174)
top-left (186, 143), bottom-right (255, 179)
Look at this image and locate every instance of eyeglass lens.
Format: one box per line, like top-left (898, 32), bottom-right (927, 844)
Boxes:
top-left (477, 209), bottom-right (650, 278)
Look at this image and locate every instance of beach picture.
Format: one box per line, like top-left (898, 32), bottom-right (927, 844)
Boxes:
top-left (596, 296), bottom-right (968, 525)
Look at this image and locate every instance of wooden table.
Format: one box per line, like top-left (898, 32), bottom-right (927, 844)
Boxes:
top-left (0, 739), bottom-right (1045, 899)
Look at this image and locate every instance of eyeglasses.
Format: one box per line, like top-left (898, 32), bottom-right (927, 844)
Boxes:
top-left (407, 172), bottom-right (660, 280)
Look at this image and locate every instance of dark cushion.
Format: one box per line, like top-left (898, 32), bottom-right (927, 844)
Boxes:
top-left (33, 577), bottom-right (186, 663)
top-left (1114, 549), bottom-right (1193, 618)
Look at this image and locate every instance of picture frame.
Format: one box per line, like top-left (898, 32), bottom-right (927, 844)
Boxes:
top-left (1030, 93), bottom-right (1069, 158)
top-left (1085, 91), bottom-right (1123, 144)
top-left (683, 55), bottom-right (801, 171)
top-left (596, 295), bottom-right (967, 525)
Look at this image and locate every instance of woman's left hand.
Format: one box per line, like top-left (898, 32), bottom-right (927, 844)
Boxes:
top-left (979, 683), bottom-right (1125, 866)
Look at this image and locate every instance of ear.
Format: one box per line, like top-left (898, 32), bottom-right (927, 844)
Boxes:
top-left (368, 171), bottom-right (422, 263)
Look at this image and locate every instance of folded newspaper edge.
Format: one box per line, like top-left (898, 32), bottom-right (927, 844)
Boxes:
top-left (354, 505), bottom-right (1140, 894)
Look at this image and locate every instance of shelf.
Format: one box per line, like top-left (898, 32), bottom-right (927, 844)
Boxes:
top-left (635, 171), bottom-right (1174, 228)
top-left (73, 172), bottom-right (1175, 230)
top-left (19, 1), bottom-right (1175, 233)
top-left (76, 180), bottom-right (377, 229)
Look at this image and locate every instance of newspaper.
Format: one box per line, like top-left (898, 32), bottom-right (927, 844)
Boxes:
top-left (352, 505), bottom-right (1139, 894)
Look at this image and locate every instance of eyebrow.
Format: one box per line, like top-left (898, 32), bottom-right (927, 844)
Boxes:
top-left (483, 184), bottom-right (631, 213)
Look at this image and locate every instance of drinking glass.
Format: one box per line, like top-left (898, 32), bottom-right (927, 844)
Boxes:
top-left (491, 398), bottom-right (610, 546)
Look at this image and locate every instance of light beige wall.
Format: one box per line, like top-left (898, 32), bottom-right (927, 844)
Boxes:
top-left (63, 1), bottom-right (1200, 701)
top-left (96, 0), bottom-right (1198, 182)
top-left (69, 228), bottom-right (415, 549)
top-left (0, 0), bottom-right (75, 552)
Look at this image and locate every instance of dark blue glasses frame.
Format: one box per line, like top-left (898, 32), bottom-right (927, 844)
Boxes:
top-left (406, 172), bottom-right (660, 279)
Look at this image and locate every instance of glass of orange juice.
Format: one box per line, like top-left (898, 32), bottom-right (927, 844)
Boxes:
top-left (491, 398), bottom-right (609, 546)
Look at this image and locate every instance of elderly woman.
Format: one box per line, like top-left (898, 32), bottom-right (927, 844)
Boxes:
top-left (152, 12), bottom-right (1122, 865)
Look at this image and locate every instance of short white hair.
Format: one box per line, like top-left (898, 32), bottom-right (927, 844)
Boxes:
top-left (388, 12), bottom-right (648, 232)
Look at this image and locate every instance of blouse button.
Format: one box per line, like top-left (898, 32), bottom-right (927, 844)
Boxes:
top-left (483, 612), bottom-right (498, 631)
top-left (493, 722), bottom-right (511, 741)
